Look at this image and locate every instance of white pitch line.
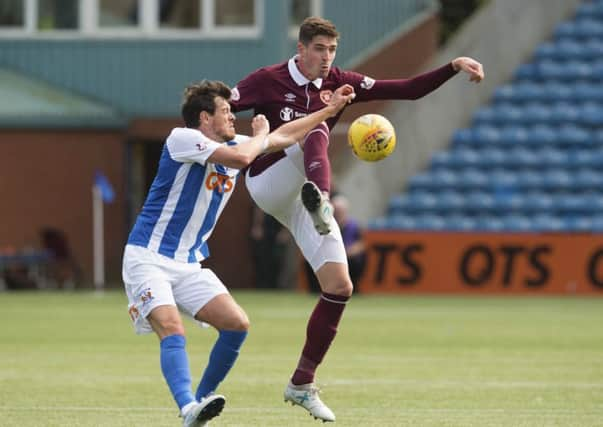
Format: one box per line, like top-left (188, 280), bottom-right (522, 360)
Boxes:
top-left (0, 406), bottom-right (602, 415)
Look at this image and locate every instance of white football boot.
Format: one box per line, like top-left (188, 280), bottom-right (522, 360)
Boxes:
top-left (301, 181), bottom-right (333, 235)
top-left (284, 382), bottom-right (336, 422)
top-left (182, 394), bottom-right (225, 427)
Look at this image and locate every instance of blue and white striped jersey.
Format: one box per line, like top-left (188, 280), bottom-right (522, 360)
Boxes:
top-left (127, 127), bottom-right (249, 263)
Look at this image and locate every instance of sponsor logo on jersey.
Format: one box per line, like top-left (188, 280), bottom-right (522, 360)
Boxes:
top-left (319, 90), bottom-right (333, 104)
top-left (230, 87), bottom-right (240, 101)
top-left (205, 172), bottom-right (233, 193)
top-left (285, 93), bottom-right (296, 102)
top-left (280, 107), bottom-right (294, 121)
top-left (196, 142), bottom-right (206, 151)
top-left (360, 76), bottom-right (376, 90)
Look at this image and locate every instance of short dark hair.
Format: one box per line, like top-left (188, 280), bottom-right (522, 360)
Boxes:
top-left (181, 80), bottom-right (231, 128)
top-left (298, 16), bottom-right (339, 45)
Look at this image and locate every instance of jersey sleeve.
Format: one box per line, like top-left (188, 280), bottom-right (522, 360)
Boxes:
top-left (230, 69), bottom-right (265, 112)
top-left (166, 128), bottom-right (222, 165)
top-left (340, 63), bottom-right (458, 102)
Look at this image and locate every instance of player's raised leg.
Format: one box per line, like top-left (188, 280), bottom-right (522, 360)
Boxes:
top-left (301, 123), bottom-right (334, 235)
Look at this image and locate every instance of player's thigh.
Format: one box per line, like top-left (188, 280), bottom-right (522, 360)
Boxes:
top-left (290, 198), bottom-right (347, 269)
top-left (122, 245), bottom-right (178, 334)
top-left (195, 293), bottom-right (249, 331)
top-left (245, 156), bottom-right (305, 222)
top-left (173, 266), bottom-right (230, 324)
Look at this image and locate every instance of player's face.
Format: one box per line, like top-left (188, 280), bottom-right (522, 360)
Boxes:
top-left (208, 97), bottom-right (236, 142)
top-left (297, 35), bottom-right (338, 80)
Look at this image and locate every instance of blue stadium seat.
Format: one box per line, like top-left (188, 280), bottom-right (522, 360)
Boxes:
top-left (464, 192), bottom-right (495, 213)
top-left (572, 82), bottom-right (603, 102)
top-left (472, 107), bottom-right (497, 125)
top-left (575, 2), bottom-right (603, 20)
top-left (532, 214), bottom-right (567, 232)
top-left (473, 125), bottom-right (502, 145)
top-left (541, 170), bottom-right (572, 191)
top-left (388, 215), bottom-right (418, 230)
top-left (523, 192), bottom-right (554, 213)
top-left (515, 63), bottom-right (539, 81)
top-left (492, 193), bottom-right (524, 213)
top-left (509, 147), bottom-right (539, 168)
top-left (516, 171), bottom-right (545, 191)
top-left (474, 216), bottom-right (506, 231)
top-left (494, 82), bottom-right (545, 103)
top-left (500, 215), bottom-right (535, 232)
top-left (590, 217), bottom-right (603, 232)
top-left (556, 125), bottom-right (591, 146)
top-left (549, 103), bottom-right (580, 124)
top-left (480, 148), bottom-right (507, 168)
top-left (574, 170), bottom-right (603, 190)
top-left (521, 103), bottom-right (553, 124)
top-left (554, 21), bottom-right (578, 39)
top-left (451, 128), bottom-right (474, 146)
top-left (542, 82), bottom-right (574, 103)
top-left (537, 147), bottom-right (567, 169)
top-left (367, 217), bottom-right (389, 230)
top-left (573, 19), bottom-right (603, 39)
top-left (443, 215), bottom-right (477, 231)
top-left (526, 125), bottom-right (558, 145)
top-left (568, 149), bottom-right (597, 168)
top-left (552, 194), bottom-right (591, 214)
top-left (499, 126), bottom-right (530, 146)
top-left (458, 169), bottom-right (489, 190)
top-left (580, 103), bottom-right (603, 126)
top-left (437, 191), bottom-right (466, 213)
top-left (414, 215), bottom-right (447, 230)
top-left (407, 173), bottom-right (432, 191)
top-left (564, 216), bottom-right (593, 232)
top-left (534, 40), bottom-right (587, 61)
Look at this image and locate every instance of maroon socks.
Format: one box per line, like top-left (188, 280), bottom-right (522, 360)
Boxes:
top-left (303, 123), bottom-right (331, 194)
top-left (291, 292), bottom-right (349, 385)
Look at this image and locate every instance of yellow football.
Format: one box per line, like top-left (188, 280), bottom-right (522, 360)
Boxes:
top-left (347, 114), bottom-right (396, 162)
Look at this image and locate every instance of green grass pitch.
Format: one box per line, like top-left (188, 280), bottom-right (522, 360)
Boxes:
top-left (1, 291), bottom-right (602, 426)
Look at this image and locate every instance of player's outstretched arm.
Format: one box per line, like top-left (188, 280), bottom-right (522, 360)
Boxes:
top-left (208, 85), bottom-right (354, 169)
top-left (207, 115), bottom-right (270, 169)
top-left (266, 84), bottom-right (355, 151)
top-left (451, 56), bottom-right (485, 83)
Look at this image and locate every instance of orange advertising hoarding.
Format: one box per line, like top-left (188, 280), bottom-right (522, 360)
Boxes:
top-left (359, 232), bottom-right (603, 294)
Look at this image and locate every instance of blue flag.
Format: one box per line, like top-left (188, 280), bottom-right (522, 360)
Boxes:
top-left (94, 171), bottom-right (115, 203)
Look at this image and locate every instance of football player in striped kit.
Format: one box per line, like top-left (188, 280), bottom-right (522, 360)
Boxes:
top-left (122, 80), bottom-right (355, 427)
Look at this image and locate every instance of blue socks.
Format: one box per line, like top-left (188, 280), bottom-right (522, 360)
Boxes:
top-left (160, 335), bottom-right (195, 410)
top-left (196, 330), bottom-right (248, 401)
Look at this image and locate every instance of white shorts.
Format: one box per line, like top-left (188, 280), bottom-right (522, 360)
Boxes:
top-left (122, 244), bottom-right (228, 334)
top-left (245, 143), bottom-right (347, 272)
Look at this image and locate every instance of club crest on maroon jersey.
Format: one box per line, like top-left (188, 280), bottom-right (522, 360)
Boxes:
top-left (319, 90), bottom-right (333, 104)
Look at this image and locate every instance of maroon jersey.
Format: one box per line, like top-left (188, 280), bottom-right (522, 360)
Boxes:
top-left (230, 56), bottom-right (459, 131)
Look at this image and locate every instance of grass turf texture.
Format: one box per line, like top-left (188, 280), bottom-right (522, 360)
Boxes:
top-left (0, 291), bottom-right (602, 426)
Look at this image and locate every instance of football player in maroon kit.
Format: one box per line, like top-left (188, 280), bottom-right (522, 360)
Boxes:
top-left (230, 16), bottom-right (484, 422)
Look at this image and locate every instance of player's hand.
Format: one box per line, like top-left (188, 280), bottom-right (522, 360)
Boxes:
top-left (452, 57), bottom-right (484, 83)
top-left (329, 84), bottom-right (356, 114)
top-left (251, 114), bottom-right (270, 136)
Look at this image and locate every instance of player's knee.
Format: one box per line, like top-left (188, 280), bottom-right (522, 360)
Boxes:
top-left (224, 311), bottom-right (250, 332)
top-left (327, 278), bottom-right (353, 297)
top-left (157, 318), bottom-right (185, 337)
